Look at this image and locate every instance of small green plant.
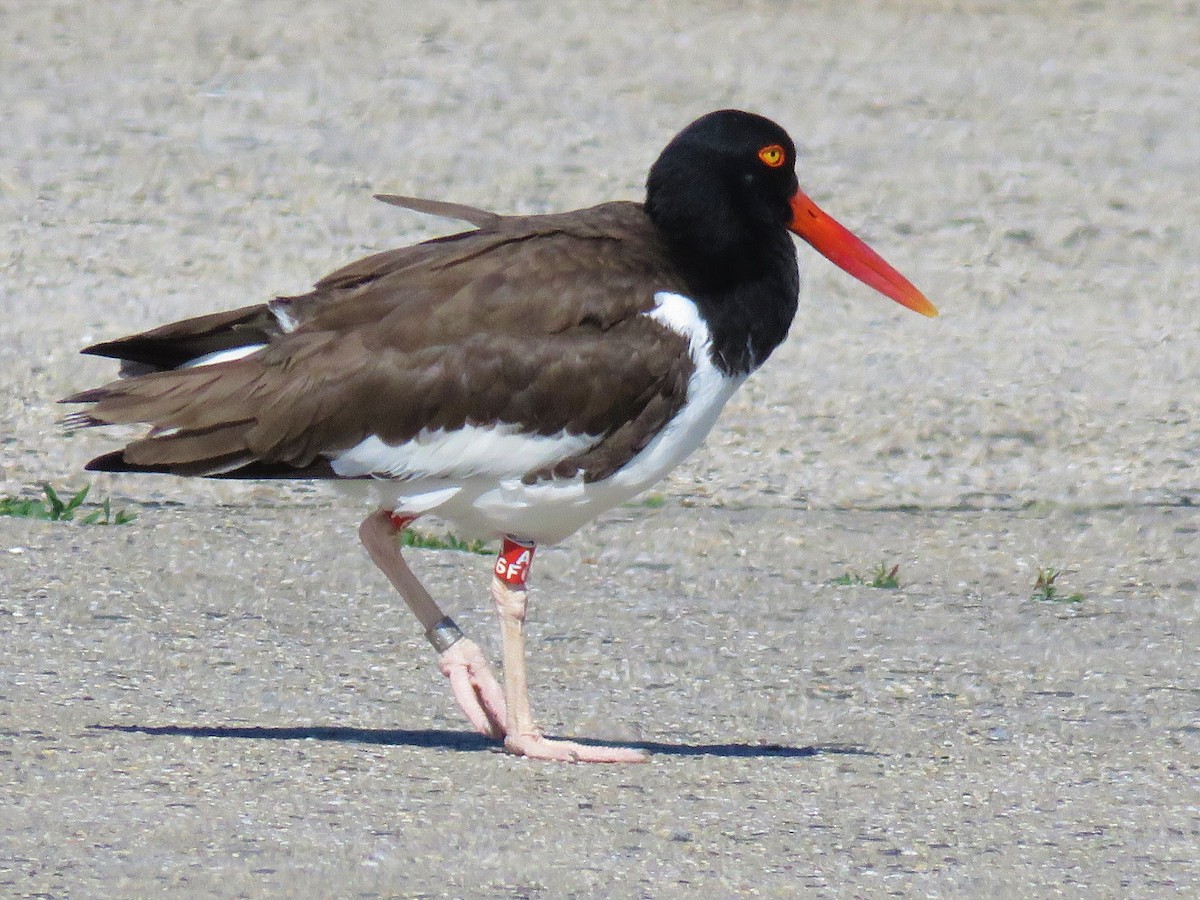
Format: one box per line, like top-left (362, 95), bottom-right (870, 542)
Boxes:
top-left (625, 493), bottom-right (666, 509)
top-left (1031, 567), bottom-right (1084, 603)
top-left (832, 562), bottom-right (901, 589)
top-left (0, 483), bottom-right (136, 525)
top-left (79, 496), bottom-right (137, 526)
top-left (870, 563), bottom-right (901, 589)
top-left (401, 528), bottom-right (490, 555)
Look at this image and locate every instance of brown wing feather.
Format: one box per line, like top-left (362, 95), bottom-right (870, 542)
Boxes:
top-left (67, 201), bottom-right (696, 481)
top-left (372, 193), bottom-right (503, 227)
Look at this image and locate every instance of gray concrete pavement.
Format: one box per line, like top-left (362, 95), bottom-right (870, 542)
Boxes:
top-left (2, 1), bottom-right (1198, 896)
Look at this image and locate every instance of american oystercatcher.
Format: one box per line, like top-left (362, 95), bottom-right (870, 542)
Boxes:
top-left (65, 110), bottom-right (936, 762)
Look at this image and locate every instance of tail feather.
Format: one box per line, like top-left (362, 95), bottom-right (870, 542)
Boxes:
top-left (67, 366), bottom-right (260, 431)
top-left (83, 449), bottom-right (342, 479)
top-left (64, 330), bottom-right (359, 479)
top-left (64, 359), bottom-right (270, 476)
top-left (121, 420), bottom-right (257, 467)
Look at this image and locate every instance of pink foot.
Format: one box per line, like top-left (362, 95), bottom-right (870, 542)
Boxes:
top-left (504, 733), bottom-right (649, 763)
top-left (438, 639), bottom-right (507, 739)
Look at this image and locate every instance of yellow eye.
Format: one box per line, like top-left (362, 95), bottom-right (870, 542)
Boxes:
top-left (757, 144), bottom-right (785, 168)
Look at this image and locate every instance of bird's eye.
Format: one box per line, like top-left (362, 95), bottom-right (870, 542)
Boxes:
top-left (757, 144), bottom-right (785, 168)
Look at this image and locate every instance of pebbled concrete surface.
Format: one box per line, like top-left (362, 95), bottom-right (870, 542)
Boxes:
top-left (2, 1), bottom-right (1199, 896)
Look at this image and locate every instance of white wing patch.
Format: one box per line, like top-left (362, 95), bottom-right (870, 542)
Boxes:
top-left (178, 298), bottom-right (296, 369)
top-left (180, 344), bottom-right (266, 368)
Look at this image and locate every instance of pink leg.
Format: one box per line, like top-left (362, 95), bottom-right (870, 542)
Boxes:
top-left (358, 509), bottom-right (506, 738)
top-left (492, 537), bottom-right (648, 763)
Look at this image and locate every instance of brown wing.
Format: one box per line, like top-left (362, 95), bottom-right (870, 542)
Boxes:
top-left (66, 201), bottom-right (696, 482)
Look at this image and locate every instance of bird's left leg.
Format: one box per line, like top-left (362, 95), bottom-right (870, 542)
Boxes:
top-left (492, 536), bottom-right (648, 763)
top-left (358, 508), bottom-right (506, 738)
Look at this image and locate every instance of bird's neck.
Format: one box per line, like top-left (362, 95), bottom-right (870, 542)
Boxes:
top-left (668, 229), bottom-right (800, 377)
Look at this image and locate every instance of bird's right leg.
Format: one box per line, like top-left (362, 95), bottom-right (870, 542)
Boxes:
top-left (358, 508), bottom-right (507, 738)
top-left (490, 536), bottom-right (649, 763)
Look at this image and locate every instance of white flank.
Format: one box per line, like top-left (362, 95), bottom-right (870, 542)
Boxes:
top-left (331, 424), bottom-right (596, 481)
top-left (339, 291), bottom-right (745, 544)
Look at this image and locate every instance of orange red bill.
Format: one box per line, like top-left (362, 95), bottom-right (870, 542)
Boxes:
top-left (788, 189), bottom-right (938, 317)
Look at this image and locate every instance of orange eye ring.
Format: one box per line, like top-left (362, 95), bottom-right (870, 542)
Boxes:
top-left (757, 144), bottom-right (786, 168)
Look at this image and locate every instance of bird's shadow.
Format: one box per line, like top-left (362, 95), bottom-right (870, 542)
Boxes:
top-left (89, 723), bottom-right (874, 759)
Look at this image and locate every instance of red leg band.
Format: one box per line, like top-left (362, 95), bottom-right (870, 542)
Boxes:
top-left (494, 536), bottom-right (535, 588)
top-left (388, 512), bottom-right (418, 532)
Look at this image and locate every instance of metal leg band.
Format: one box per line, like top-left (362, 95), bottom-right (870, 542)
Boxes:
top-left (425, 616), bottom-right (465, 654)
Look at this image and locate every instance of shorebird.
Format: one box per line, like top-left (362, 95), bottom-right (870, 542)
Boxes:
top-left (65, 110), bottom-right (936, 762)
